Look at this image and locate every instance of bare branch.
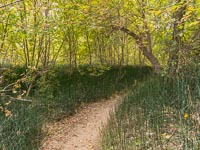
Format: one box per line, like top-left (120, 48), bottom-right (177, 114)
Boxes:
top-left (0, 89), bottom-right (12, 93)
top-left (112, 26), bottom-right (141, 42)
top-left (0, 0), bottom-right (23, 9)
top-left (9, 96), bottom-right (32, 102)
top-left (2, 83), bottom-right (15, 91)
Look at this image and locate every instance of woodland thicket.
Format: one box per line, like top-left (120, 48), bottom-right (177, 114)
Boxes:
top-left (0, 0), bottom-right (199, 149)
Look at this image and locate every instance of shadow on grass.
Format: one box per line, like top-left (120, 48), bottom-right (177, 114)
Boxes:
top-left (101, 71), bottom-right (200, 150)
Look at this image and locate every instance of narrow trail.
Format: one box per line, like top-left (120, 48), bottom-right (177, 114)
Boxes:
top-left (41, 95), bottom-right (122, 150)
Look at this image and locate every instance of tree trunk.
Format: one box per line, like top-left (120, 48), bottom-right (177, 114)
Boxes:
top-left (168, 0), bottom-right (187, 76)
top-left (113, 26), bottom-right (162, 73)
top-left (85, 31), bottom-right (92, 65)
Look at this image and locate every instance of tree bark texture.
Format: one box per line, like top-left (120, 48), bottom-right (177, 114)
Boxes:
top-left (113, 26), bottom-right (162, 73)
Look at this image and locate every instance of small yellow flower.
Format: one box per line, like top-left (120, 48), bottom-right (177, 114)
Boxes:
top-left (184, 113), bottom-right (189, 119)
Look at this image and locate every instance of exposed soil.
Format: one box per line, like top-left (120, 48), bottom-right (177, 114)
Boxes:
top-left (41, 94), bottom-right (122, 150)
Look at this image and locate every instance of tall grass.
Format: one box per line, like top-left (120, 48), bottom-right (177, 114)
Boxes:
top-left (101, 70), bottom-right (200, 150)
top-left (0, 65), bottom-right (152, 150)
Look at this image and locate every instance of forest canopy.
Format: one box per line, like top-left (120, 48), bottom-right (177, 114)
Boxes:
top-left (0, 1), bottom-right (200, 149)
top-left (0, 0), bottom-right (199, 74)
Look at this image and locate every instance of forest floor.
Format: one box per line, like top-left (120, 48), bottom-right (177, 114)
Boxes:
top-left (41, 94), bottom-right (122, 150)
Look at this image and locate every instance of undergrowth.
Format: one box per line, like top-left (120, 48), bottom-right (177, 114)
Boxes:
top-left (101, 70), bottom-right (200, 150)
top-left (0, 65), bottom-right (152, 150)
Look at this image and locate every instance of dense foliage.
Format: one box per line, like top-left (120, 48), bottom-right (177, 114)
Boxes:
top-left (0, 65), bottom-right (152, 150)
top-left (0, 0), bottom-right (199, 149)
top-left (0, 0), bottom-right (199, 71)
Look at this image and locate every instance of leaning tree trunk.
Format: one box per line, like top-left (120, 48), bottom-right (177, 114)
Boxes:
top-left (113, 26), bottom-right (162, 74)
top-left (140, 46), bottom-right (162, 73)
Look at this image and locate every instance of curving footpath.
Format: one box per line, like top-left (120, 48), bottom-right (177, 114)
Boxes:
top-left (41, 95), bottom-right (122, 150)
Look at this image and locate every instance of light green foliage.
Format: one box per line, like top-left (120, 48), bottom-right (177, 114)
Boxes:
top-left (0, 0), bottom-right (199, 69)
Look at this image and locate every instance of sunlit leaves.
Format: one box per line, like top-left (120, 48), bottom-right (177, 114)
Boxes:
top-left (0, 0), bottom-right (199, 68)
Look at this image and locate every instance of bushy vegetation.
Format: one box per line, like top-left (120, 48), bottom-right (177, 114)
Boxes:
top-left (101, 69), bottom-right (200, 150)
top-left (0, 65), bottom-right (152, 150)
top-left (0, 1), bottom-right (199, 150)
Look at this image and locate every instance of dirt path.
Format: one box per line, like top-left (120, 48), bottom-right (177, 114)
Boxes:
top-left (41, 94), bottom-right (122, 150)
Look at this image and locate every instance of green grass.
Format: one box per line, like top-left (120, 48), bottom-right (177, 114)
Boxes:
top-left (0, 65), bottom-right (152, 150)
top-left (101, 71), bottom-right (200, 150)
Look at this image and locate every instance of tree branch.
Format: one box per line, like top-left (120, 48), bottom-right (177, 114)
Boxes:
top-left (112, 26), bottom-right (141, 41)
top-left (9, 96), bottom-right (32, 102)
top-left (0, 0), bottom-right (23, 9)
top-left (112, 25), bottom-right (162, 73)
